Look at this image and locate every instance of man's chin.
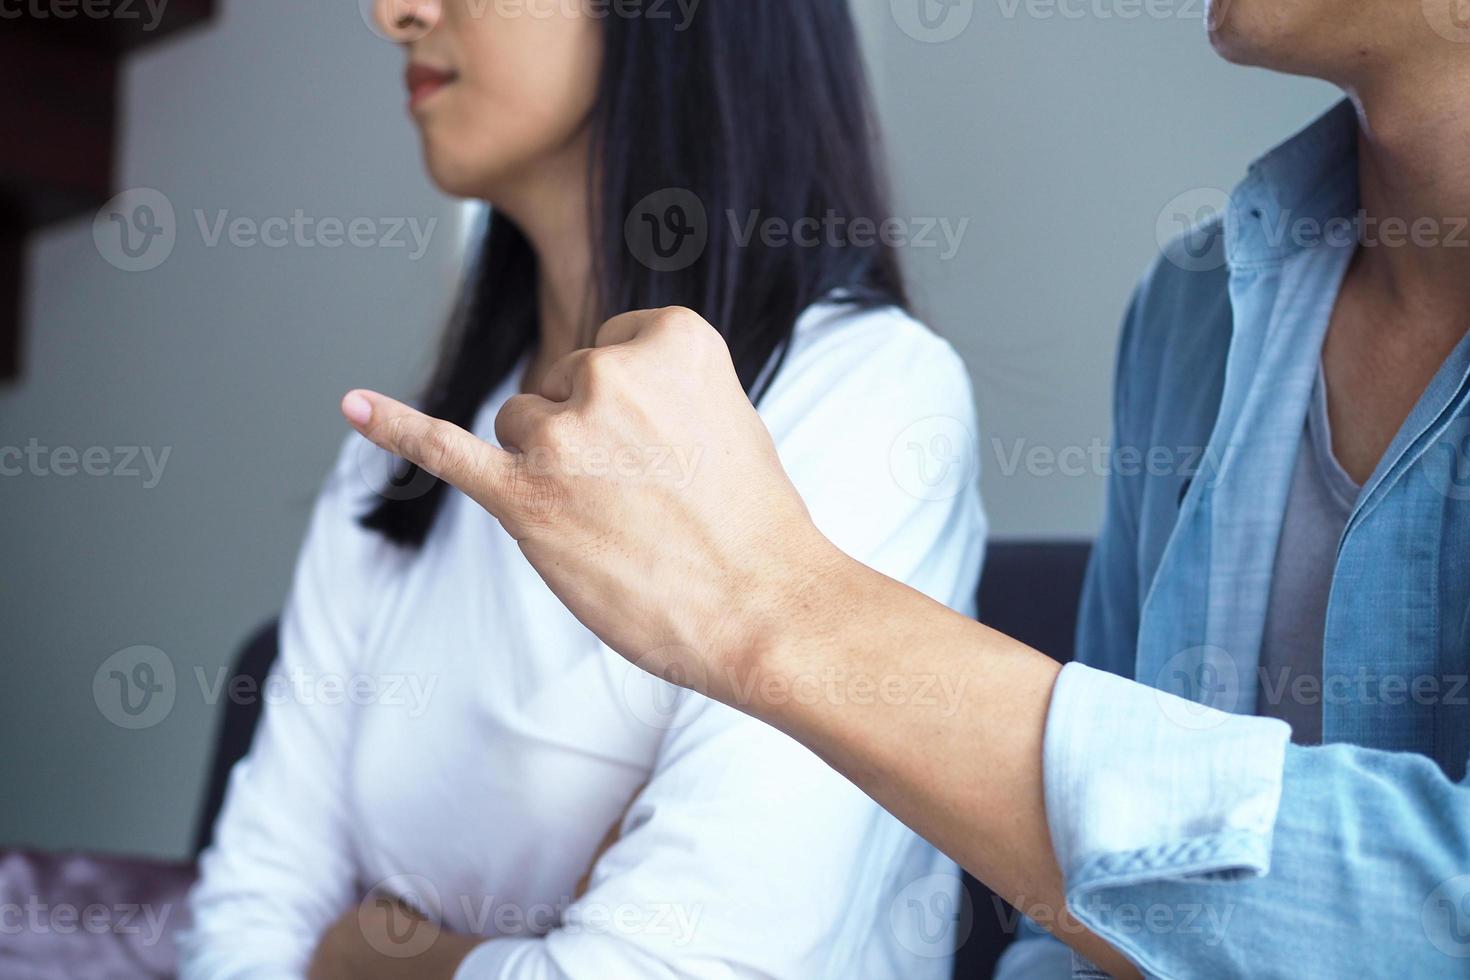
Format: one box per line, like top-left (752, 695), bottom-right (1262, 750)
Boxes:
top-left (1206, 28), bottom-right (1255, 67)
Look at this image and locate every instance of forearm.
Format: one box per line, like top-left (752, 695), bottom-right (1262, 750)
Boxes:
top-left (729, 550), bottom-right (1136, 977)
top-left (307, 905), bottom-right (482, 980)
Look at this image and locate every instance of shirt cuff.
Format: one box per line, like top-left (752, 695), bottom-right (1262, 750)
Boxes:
top-left (1042, 661), bottom-right (1290, 964)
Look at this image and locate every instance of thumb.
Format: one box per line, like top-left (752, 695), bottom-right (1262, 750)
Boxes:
top-left (342, 389), bottom-right (518, 522)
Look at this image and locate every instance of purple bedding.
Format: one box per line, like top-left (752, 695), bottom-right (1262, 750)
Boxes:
top-left (0, 849), bottom-right (196, 980)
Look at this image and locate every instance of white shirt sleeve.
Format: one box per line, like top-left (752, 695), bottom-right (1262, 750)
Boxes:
top-left (179, 435), bottom-right (400, 979)
top-left (454, 306), bottom-right (988, 979)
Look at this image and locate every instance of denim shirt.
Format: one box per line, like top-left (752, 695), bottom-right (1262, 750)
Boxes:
top-left (1001, 101), bottom-right (1470, 979)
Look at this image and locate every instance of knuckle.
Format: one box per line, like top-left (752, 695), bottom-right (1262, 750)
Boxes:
top-left (394, 417), bottom-right (466, 476)
top-left (654, 306), bottom-right (699, 331)
top-left (579, 349), bottom-right (622, 391)
top-left (380, 414), bottom-right (417, 456)
top-left (594, 312), bottom-right (633, 348)
top-left (538, 407), bottom-right (577, 444)
top-left (507, 462), bottom-right (562, 527)
top-left (422, 423), bottom-right (462, 470)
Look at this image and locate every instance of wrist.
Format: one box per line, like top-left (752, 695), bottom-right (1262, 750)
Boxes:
top-left (713, 531), bottom-right (876, 718)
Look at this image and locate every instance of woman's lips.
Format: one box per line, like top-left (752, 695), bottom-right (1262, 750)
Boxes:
top-left (406, 64), bottom-right (457, 110)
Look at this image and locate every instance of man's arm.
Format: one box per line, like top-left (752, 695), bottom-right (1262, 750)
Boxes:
top-left (337, 307), bottom-right (1136, 973)
top-left (339, 307), bottom-right (1470, 977)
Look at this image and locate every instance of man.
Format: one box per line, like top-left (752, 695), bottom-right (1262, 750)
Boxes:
top-left (338, 0), bottom-right (1470, 973)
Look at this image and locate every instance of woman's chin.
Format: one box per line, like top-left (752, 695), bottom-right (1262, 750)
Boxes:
top-left (419, 146), bottom-right (494, 201)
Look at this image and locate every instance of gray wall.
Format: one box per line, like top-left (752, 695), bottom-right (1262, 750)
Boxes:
top-left (0, 0), bottom-right (462, 859)
top-left (0, 0), bottom-right (1336, 858)
top-left (861, 1), bottom-right (1338, 536)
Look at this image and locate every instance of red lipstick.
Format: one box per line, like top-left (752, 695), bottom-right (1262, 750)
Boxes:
top-left (406, 64), bottom-right (457, 110)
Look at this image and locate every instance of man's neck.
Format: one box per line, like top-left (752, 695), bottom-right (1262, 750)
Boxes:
top-left (1319, 65), bottom-right (1470, 481)
top-left (1347, 69), bottom-right (1470, 326)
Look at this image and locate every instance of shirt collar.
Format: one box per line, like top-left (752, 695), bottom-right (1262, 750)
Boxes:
top-left (1225, 99), bottom-right (1361, 270)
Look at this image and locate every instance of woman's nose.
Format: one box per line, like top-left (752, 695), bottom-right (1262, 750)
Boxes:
top-left (373, 0), bottom-right (440, 43)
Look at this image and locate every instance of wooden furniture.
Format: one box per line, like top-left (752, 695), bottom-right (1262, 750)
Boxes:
top-left (0, 0), bottom-right (216, 381)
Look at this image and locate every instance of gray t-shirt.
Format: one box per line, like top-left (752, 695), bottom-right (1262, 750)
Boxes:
top-left (1256, 366), bottom-right (1361, 745)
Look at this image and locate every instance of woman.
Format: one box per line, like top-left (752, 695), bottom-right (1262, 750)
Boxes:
top-left (182, 1), bottom-right (986, 977)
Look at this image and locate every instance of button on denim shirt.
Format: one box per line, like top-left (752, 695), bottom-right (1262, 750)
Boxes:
top-left (1000, 101), bottom-right (1470, 979)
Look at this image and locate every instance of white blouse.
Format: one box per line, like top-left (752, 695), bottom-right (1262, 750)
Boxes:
top-left (181, 302), bottom-right (987, 979)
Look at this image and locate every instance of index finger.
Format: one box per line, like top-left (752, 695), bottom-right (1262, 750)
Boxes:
top-left (341, 389), bottom-right (516, 521)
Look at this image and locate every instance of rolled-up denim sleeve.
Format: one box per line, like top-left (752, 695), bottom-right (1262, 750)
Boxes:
top-left (1041, 663), bottom-right (1288, 976)
top-left (1042, 665), bottom-right (1470, 978)
top-left (1045, 665), bottom-right (1290, 892)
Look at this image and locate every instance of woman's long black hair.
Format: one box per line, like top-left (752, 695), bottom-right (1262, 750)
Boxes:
top-left (362, 0), bottom-right (908, 547)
